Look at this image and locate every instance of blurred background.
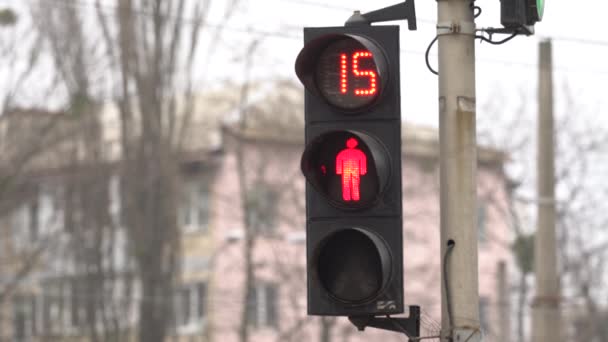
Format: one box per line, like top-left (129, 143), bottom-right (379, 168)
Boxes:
top-left (0, 0), bottom-right (606, 341)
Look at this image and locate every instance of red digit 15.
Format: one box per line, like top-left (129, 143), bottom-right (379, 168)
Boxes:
top-left (339, 51), bottom-right (377, 97)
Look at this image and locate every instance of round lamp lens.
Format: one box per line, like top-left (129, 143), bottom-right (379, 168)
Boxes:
top-left (317, 229), bottom-right (388, 303)
top-left (301, 131), bottom-right (389, 210)
top-left (314, 38), bottom-right (382, 111)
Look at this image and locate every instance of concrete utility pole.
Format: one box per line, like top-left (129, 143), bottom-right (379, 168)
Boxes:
top-left (497, 261), bottom-right (511, 342)
top-left (532, 39), bottom-right (561, 342)
top-left (437, 0), bottom-right (480, 341)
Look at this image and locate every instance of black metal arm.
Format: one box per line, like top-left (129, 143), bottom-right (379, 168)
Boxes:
top-left (345, 0), bottom-right (417, 30)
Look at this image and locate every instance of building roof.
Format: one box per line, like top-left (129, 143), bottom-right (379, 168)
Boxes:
top-left (226, 80), bottom-right (507, 166)
top-left (224, 122), bottom-right (506, 167)
top-left (0, 81), bottom-right (507, 178)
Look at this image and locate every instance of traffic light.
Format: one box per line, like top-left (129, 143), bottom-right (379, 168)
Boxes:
top-left (295, 25), bottom-right (403, 316)
top-left (501, 0), bottom-right (545, 33)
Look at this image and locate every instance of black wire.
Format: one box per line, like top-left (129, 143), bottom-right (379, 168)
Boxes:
top-left (425, 35), bottom-right (439, 76)
top-left (426, 30), bottom-right (515, 76)
top-left (386, 315), bottom-right (411, 339)
top-left (473, 6), bottom-right (482, 18)
top-left (469, 0), bottom-right (481, 18)
top-left (476, 32), bottom-right (518, 45)
top-left (443, 240), bottom-right (456, 336)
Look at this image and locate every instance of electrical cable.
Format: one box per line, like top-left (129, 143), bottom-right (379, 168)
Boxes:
top-left (242, 0), bottom-right (438, 26)
top-left (387, 315), bottom-right (443, 341)
top-left (386, 315), bottom-right (411, 339)
top-left (426, 24), bottom-right (515, 76)
top-left (35, 0), bottom-right (608, 49)
top-left (473, 6), bottom-right (482, 19)
top-left (30, 0), bottom-right (608, 74)
top-left (469, 0), bottom-right (482, 18)
top-left (475, 32), bottom-right (518, 45)
top-left (425, 35), bottom-right (439, 76)
top-left (443, 239), bottom-right (456, 335)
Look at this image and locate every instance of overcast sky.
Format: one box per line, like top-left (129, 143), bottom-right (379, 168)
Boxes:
top-left (197, 0), bottom-right (608, 131)
top-left (1, 0), bottom-right (605, 130)
top-left (200, 0), bottom-right (607, 234)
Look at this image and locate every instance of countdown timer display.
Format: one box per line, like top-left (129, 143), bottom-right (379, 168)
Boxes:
top-left (314, 38), bottom-right (383, 111)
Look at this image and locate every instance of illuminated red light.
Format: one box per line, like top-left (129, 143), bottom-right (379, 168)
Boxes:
top-left (337, 50), bottom-right (377, 98)
top-left (340, 54), bottom-right (348, 94)
top-left (335, 138), bottom-right (367, 201)
top-left (352, 51), bottom-right (377, 97)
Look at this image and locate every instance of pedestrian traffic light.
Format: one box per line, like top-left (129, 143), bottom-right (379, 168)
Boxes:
top-left (295, 24), bottom-right (403, 316)
top-left (501, 0), bottom-right (545, 33)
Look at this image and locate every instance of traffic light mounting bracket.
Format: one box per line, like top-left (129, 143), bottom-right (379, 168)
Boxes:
top-left (484, 25), bottom-right (534, 36)
top-left (345, 0), bottom-right (417, 31)
top-left (348, 306), bottom-right (421, 340)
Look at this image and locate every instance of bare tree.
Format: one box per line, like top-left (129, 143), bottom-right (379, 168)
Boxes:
top-left (477, 85), bottom-right (608, 342)
top-left (0, 8), bottom-right (82, 340)
top-left (100, 2), bottom-right (205, 341)
top-left (26, 0), bottom-right (235, 340)
top-left (202, 75), bottom-right (313, 342)
top-left (26, 2), bottom-right (130, 340)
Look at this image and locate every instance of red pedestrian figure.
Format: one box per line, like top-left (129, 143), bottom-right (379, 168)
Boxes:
top-left (336, 138), bottom-right (367, 201)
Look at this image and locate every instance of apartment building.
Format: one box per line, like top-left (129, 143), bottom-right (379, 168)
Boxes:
top-left (0, 83), bottom-right (513, 341)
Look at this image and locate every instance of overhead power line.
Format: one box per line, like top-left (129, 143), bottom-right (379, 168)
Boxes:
top-left (283, 0), bottom-right (436, 25)
top-left (24, 0), bottom-right (608, 48)
top-left (21, 0), bottom-right (608, 75)
top-left (544, 35), bottom-right (608, 47)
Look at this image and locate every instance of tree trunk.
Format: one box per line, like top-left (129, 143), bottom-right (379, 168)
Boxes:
top-left (235, 41), bottom-right (259, 342)
top-left (517, 272), bottom-right (528, 342)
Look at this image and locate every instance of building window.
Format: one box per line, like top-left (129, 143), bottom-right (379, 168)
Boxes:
top-left (12, 205), bottom-right (30, 251)
top-left (174, 282), bottom-right (207, 332)
top-left (12, 296), bottom-right (37, 341)
top-left (246, 183), bottom-right (279, 235)
top-left (43, 283), bottom-right (64, 335)
top-left (70, 279), bottom-right (86, 329)
top-left (11, 196), bottom-right (41, 250)
top-left (109, 175), bottom-right (122, 225)
top-left (179, 179), bottom-right (210, 234)
top-left (37, 276), bottom-right (132, 335)
top-left (247, 283), bottom-right (278, 328)
top-left (11, 184), bottom-right (63, 253)
top-left (28, 199), bottom-right (39, 242)
top-left (38, 188), bottom-right (57, 235)
top-left (477, 201), bottom-right (487, 244)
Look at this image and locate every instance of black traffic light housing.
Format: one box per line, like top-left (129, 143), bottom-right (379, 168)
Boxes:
top-left (296, 24), bottom-right (404, 317)
top-left (501, 0), bottom-right (545, 34)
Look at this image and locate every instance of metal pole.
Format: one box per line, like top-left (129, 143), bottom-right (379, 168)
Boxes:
top-left (532, 39), bottom-right (561, 342)
top-left (497, 261), bottom-right (511, 342)
top-left (437, 0), bottom-right (480, 341)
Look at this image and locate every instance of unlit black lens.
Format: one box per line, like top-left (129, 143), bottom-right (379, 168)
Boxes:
top-left (317, 229), bottom-right (389, 303)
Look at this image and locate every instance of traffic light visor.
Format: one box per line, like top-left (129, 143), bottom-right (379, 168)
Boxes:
top-left (295, 34), bottom-right (388, 112)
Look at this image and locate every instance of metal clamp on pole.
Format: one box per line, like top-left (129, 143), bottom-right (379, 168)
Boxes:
top-left (436, 21), bottom-right (476, 36)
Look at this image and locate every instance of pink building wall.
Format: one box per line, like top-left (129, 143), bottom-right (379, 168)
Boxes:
top-left (206, 128), bottom-right (513, 342)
